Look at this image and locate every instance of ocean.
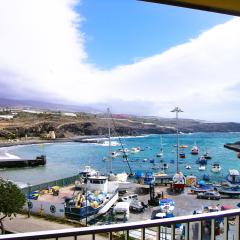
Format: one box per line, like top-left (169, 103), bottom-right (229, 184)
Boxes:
top-left (0, 132), bottom-right (240, 185)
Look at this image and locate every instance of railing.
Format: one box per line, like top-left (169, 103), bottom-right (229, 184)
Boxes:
top-left (1, 209), bottom-right (240, 240)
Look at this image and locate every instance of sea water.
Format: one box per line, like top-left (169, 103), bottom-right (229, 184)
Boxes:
top-left (0, 132), bottom-right (240, 185)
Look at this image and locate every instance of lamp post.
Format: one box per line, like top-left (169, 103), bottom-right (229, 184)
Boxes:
top-left (171, 107), bottom-right (183, 173)
top-left (27, 183), bottom-right (32, 218)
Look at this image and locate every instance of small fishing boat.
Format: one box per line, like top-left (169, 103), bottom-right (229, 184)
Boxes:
top-left (156, 136), bottom-right (164, 157)
top-left (202, 173), bottom-right (210, 181)
top-left (179, 153), bottom-right (186, 159)
top-left (226, 169), bottom-right (240, 185)
top-left (172, 172), bottom-right (186, 192)
top-left (190, 143), bottom-right (199, 155)
top-left (185, 165), bottom-right (191, 170)
top-left (150, 159), bottom-right (155, 164)
top-left (152, 164), bottom-right (160, 170)
top-left (197, 156), bottom-right (207, 165)
top-left (211, 163), bottom-right (221, 173)
top-left (203, 150), bottom-right (212, 159)
top-left (198, 165), bottom-right (206, 171)
top-left (161, 163), bottom-right (169, 170)
top-left (218, 185), bottom-right (240, 196)
top-left (131, 147), bottom-right (140, 154)
top-left (111, 151), bottom-right (120, 158)
top-left (143, 158), bottom-right (148, 162)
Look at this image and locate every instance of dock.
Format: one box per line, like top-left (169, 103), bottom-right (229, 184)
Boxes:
top-left (0, 155), bottom-right (46, 168)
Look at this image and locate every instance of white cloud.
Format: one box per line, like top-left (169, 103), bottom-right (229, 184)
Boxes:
top-left (0, 0), bottom-right (240, 121)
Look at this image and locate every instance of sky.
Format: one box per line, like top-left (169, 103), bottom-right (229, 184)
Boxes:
top-left (0, 0), bottom-right (240, 121)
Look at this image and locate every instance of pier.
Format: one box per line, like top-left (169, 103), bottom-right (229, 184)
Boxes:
top-left (0, 155), bottom-right (46, 168)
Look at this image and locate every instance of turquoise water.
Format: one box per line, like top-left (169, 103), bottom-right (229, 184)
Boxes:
top-left (0, 132), bottom-right (240, 185)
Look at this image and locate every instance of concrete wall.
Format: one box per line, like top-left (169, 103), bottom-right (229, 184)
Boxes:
top-left (24, 200), bottom-right (65, 218)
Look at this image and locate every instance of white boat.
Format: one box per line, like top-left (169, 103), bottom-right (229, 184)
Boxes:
top-left (111, 151), bottom-right (121, 158)
top-left (211, 163), bottom-right (221, 173)
top-left (190, 142), bottom-right (199, 155)
top-left (185, 165), bottom-right (191, 170)
top-left (75, 166), bottom-right (98, 189)
top-left (156, 136), bottom-right (164, 157)
top-left (131, 147), bottom-right (140, 153)
top-left (198, 165), bottom-right (206, 171)
top-left (172, 172), bottom-right (186, 191)
top-left (66, 175), bottom-right (119, 220)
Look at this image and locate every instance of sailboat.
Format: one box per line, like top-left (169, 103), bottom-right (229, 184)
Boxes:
top-left (106, 108), bottom-right (129, 182)
top-left (171, 107), bottom-right (186, 192)
top-left (156, 136), bottom-right (164, 157)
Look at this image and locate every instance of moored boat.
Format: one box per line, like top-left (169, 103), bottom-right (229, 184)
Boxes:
top-left (190, 143), bottom-right (199, 155)
top-left (185, 165), bottom-right (191, 170)
top-left (211, 163), bottom-right (221, 173)
top-left (198, 165), bottom-right (206, 171)
top-left (226, 169), bottom-right (240, 185)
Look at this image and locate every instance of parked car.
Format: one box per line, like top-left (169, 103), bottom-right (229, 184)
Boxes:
top-left (129, 200), bottom-right (145, 213)
top-left (118, 194), bottom-right (138, 202)
top-left (197, 191), bottom-right (221, 200)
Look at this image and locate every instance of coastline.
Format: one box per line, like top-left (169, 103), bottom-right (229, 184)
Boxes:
top-left (0, 135), bottom-right (109, 149)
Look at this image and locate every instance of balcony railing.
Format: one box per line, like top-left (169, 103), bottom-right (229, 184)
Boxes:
top-left (1, 209), bottom-right (240, 240)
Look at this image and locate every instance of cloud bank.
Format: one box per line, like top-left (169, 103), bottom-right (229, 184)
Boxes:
top-left (0, 0), bottom-right (240, 121)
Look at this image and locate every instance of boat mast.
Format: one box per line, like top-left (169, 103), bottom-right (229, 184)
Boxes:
top-left (171, 107), bottom-right (183, 173)
top-left (107, 108), bottom-right (112, 173)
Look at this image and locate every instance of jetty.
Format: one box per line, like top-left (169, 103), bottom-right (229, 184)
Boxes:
top-left (0, 155), bottom-right (46, 168)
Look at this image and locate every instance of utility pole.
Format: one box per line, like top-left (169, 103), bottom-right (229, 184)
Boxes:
top-left (171, 107), bottom-right (183, 173)
top-left (107, 108), bottom-right (112, 173)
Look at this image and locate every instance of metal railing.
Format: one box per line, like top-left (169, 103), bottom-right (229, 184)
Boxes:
top-left (1, 209), bottom-right (240, 240)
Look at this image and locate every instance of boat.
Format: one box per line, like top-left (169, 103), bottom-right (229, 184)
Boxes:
top-left (203, 150), bottom-right (212, 159)
top-left (172, 172), bottom-right (186, 192)
top-left (202, 173), bottom-right (210, 181)
top-left (197, 156), bottom-right (207, 165)
top-left (144, 171), bottom-right (155, 185)
top-left (190, 143), bottom-right (199, 155)
top-left (131, 147), bottom-right (140, 153)
top-left (218, 185), bottom-right (240, 196)
top-left (211, 163), bottom-right (221, 173)
top-left (226, 169), bottom-right (240, 185)
top-left (152, 164), bottom-right (160, 170)
top-left (150, 159), bottom-right (155, 164)
top-left (159, 198), bottom-right (175, 213)
top-left (161, 163), bottom-right (169, 170)
top-left (237, 152), bottom-right (240, 159)
top-left (143, 158), bottom-right (148, 162)
top-left (198, 165), bottom-right (206, 171)
top-left (156, 136), bottom-right (164, 158)
top-left (179, 153), bottom-right (185, 159)
top-left (111, 151), bottom-right (121, 158)
top-left (185, 165), bottom-right (191, 170)
top-left (65, 175), bottom-right (119, 220)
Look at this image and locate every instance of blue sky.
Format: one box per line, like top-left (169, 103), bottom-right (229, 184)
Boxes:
top-left (77, 0), bottom-right (231, 69)
top-left (1, 0), bottom-right (240, 121)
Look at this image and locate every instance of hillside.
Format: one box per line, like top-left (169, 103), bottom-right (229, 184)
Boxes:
top-left (1, 111), bottom-right (240, 141)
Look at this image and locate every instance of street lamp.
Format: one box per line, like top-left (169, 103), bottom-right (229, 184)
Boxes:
top-left (171, 107), bottom-right (183, 173)
top-left (27, 183), bottom-right (32, 218)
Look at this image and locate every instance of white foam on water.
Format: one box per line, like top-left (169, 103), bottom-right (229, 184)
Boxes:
top-left (0, 152), bottom-right (21, 159)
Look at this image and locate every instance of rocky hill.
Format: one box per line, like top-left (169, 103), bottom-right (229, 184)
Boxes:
top-left (1, 111), bottom-right (240, 141)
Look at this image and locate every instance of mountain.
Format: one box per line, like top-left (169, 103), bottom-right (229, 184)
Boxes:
top-left (0, 98), bottom-right (100, 113)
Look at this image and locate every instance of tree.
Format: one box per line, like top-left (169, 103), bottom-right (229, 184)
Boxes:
top-left (0, 178), bottom-right (26, 234)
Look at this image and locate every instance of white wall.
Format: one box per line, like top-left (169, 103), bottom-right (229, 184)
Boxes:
top-left (23, 200), bottom-right (65, 218)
